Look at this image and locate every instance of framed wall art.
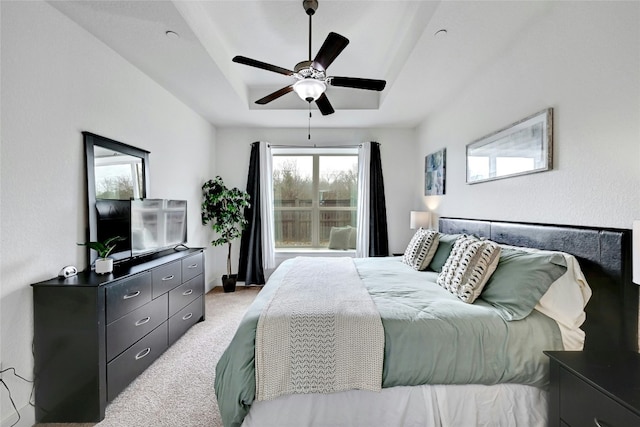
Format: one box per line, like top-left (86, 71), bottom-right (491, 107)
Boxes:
top-left (425, 148), bottom-right (446, 196)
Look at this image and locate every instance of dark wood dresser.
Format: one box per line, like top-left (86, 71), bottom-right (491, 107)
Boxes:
top-left (31, 248), bottom-right (205, 423)
top-left (545, 351), bottom-right (640, 427)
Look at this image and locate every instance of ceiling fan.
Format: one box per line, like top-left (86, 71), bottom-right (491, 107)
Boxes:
top-left (232, 0), bottom-right (387, 116)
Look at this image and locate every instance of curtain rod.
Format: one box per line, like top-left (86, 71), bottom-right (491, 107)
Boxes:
top-left (265, 143), bottom-right (363, 148)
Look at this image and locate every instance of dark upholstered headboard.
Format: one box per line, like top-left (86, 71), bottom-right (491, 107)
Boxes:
top-left (439, 217), bottom-right (638, 352)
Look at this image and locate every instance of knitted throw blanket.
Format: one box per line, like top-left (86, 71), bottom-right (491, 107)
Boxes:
top-left (255, 257), bottom-right (385, 401)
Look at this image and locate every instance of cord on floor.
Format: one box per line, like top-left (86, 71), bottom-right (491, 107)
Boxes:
top-left (1, 367), bottom-right (34, 427)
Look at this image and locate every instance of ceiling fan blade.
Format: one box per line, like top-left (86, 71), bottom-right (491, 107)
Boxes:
top-left (233, 56), bottom-right (294, 76)
top-left (255, 85), bottom-right (294, 105)
top-left (329, 76), bottom-right (387, 91)
top-left (315, 93), bottom-right (335, 116)
top-left (311, 32), bottom-right (349, 72)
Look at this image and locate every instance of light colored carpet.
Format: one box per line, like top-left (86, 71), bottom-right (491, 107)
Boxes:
top-left (38, 285), bottom-right (261, 427)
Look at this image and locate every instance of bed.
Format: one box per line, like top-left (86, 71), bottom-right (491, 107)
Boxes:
top-left (215, 218), bottom-right (637, 427)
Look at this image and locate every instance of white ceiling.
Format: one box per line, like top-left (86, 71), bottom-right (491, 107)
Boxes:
top-left (48, 0), bottom-right (554, 129)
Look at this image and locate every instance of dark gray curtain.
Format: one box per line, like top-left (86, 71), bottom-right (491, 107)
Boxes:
top-left (369, 142), bottom-right (389, 256)
top-left (238, 142), bottom-right (265, 285)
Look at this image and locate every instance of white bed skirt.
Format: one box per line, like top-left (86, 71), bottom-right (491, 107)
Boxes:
top-left (241, 383), bottom-right (547, 427)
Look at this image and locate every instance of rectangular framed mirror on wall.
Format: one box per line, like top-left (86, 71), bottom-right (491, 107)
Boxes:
top-left (466, 108), bottom-right (553, 184)
top-left (84, 132), bottom-right (150, 266)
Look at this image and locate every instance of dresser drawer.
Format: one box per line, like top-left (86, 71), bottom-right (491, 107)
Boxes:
top-left (169, 275), bottom-right (203, 317)
top-left (181, 252), bottom-right (203, 282)
top-left (560, 368), bottom-right (640, 426)
top-left (106, 272), bottom-right (152, 324)
top-left (151, 260), bottom-right (182, 298)
top-left (169, 296), bottom-right (203, 345)
top-left (107, 322), bottom-right (168, 402)
top-left (106, 293), bottom-right (168, 361)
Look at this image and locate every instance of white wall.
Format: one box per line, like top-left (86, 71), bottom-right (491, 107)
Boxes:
top-left (0, 2), bottom-right (215, 425)
top-left (4, 1), bottom-right (637, 425)
top-left (416, 1), bottom-right (640, 229)
top-left (213, 127), bottom-right (418, 282)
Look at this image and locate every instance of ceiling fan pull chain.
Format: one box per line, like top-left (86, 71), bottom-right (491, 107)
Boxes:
top-left (308, 104), bottom-right (312, 140)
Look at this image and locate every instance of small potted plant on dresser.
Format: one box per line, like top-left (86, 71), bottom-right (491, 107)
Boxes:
top-left (201, 176), bottom-right (250, 292)
top-left (78, 236), bottom-right (125, 274)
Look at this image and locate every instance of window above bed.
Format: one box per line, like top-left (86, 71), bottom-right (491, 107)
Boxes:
top-left (272, 147), bottom-right (358, 249)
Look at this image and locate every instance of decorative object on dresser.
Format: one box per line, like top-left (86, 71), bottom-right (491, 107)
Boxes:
top-left (545, 351), bottom-right (640, 427)
top-left (31, 248), bottom-right (205, 423)
top-left (201, 176), bottom-right (250, 293)
top-left (78, 235), bottom-right (126, 274)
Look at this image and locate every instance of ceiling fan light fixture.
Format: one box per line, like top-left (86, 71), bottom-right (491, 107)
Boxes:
top-left (293, 79), bottom-right (326, 102)
top-left (232, 0), bottom-right (385, 115)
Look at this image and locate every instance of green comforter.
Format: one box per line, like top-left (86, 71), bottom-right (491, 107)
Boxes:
top-left (214, 257), bottom-right (563, 427)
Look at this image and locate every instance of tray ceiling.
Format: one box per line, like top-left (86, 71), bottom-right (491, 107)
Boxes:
top-left (49, 0), bottom-right (553, 129)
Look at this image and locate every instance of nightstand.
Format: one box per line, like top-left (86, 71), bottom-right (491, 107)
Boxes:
top-left (545, 351), bottom-right (640, 427)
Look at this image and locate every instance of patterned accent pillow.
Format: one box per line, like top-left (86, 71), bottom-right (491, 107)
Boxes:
top-left (436, 235), bottom-right (501, 303)
top-left (402, 228), bottom-right (440, 270)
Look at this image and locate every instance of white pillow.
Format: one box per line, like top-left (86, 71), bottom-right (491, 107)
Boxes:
top-left (402, 228), bottom-right (440, 271)
top-left (328, 226), bottom-right (351, 250)
top-left (437, 235), bottom-right (501, 303)
top-left (348, 226), bottom-right (357, 249)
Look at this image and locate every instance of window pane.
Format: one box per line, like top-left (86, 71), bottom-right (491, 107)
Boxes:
top-left (319, 210), bottom-right (357, 245)
top-left (273, 156), bottom-right (312, 247)
top-left (319, 156), bottom-right (358, 207)
top-left (274, 210), bottom-right (312, 247)
top-left (273, 156), bottom-right (313, 207)
top-left (273, 153), bottom-right (358, 249)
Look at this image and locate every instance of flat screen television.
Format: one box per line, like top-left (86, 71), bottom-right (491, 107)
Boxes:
top-left (95, 199), bottom-right (132, 262)
top-left (130, 199), bottom-right (187, 257)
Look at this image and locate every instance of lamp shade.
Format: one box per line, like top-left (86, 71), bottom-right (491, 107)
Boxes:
top-left (410, 211), bottom-right (431, 229)
top-left (634, 221), bottom-right (640, 285)
top-left (293, 79), bottom-right (326, 102)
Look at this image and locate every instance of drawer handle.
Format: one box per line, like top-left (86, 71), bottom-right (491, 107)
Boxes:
top-left (135, 317), bottom-right (151, 326)
top-left (187, 263), bottom-right (198, 269)
top-left (123, 291), bottom-right (141, 300)
top-left (135, 347), bottom-right (151, 360)
top-left (162, 275), bottom-right (175, 281)
top-left (594, 418), bottom-right (612, 427)
top-left (182, 289), bottom-right (194, 296)
top-left (182, 312), bottom-right (193, 321)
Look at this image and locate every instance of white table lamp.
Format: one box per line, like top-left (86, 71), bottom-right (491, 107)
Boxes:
top-left (410, 211), bottom-right (431, 229)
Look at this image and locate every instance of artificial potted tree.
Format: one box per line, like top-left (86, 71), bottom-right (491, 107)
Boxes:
top-left (201, 176), bottom-right (250, 292)
top-left (78, 236), bottom-right (125, 274)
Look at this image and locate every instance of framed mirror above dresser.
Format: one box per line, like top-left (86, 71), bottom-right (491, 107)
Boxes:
top-left (84, 132), bottom-right (150, 265)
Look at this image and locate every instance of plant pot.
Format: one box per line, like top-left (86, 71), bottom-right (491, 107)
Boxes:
top-left (95, 258), bottom-right (113, 275)
top-left (222, 274), bottom-right (237, 293)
